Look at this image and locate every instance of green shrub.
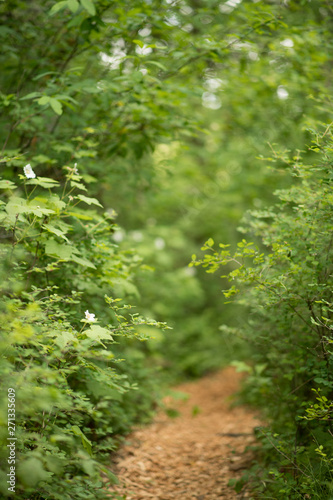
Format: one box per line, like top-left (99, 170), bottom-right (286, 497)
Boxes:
top-left (0, 163), bottom-right (167, 499)
top-left (193, 122), bottom-right (333, 498)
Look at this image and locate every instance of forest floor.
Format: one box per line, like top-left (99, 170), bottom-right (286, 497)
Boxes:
top-left (108, 366), bottom-right (261, 500)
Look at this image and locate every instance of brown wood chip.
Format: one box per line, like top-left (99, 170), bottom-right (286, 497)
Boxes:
top-left (108, 366), bottom-right (260, 499)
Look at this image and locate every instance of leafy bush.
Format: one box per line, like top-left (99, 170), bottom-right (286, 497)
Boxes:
top-left (0, 164), bottom-right (167, 499)
top-left (193, 123), bottom-right (333, 498)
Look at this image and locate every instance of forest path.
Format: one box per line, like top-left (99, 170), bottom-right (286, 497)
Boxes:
top-left (109, 366), bottom-right (260, 500)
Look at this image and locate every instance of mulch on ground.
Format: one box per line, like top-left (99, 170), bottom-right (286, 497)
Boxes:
top-left (109, 366), bottom-right (260, 500)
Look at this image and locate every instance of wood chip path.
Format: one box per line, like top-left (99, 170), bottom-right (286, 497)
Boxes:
top-left (109, 366), bottom-right (260, 500)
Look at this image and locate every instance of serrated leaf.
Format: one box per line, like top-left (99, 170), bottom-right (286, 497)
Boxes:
top-left (85, 325), bottom-right (114, 344)
top-left (0, 213), bottom-right (8, 224)
top-left (5, 197), bottom-right (54, 217)
top-left (71, 254), bottom-right (96, 269)
top-left (80, 0), bottom-right (95, 15)
top-left (48, 194), bottom-right (67, 211)
top-left (26, 177), bottom-right (60, 188)
top-left (56, 220), bottom-right (72, 233)
top-left (68, 211), bottom-right (93, 220)
top-left (43, 223), bottom-right (69, 242)
top-left (45, 239), bottom-right (73, 260)
top-left (76, 194), bottom-right (103, 207)
top-left (0, 179), bottom-right (16, 190)
top-left (70, 180), bottom-right (87, 191)
top-left (67, 0), bottom-right (79, 12)
top-left (30, 207), bottom-right (55, 217)
top-left (51, 330), bottom-right (75, 349)
top-left (5, 197), bottom-right (28, 215)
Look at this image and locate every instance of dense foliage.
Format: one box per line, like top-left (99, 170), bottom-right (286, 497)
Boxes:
top-left (0, 163), bottom-right (170, 498)
top-left (1, 0), bottom-right (333, 498)
top-left (194, 126), bottom-right (333, 497)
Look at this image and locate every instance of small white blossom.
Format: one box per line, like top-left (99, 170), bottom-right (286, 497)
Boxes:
top-left (280, 38), bottom-right (294, 48)
top-left (277, 86), bottom-right (289, 100)
top-left (113, 229), bottom-right (125, 242)
top-left (23, 164), bottom-right (36, 179)
top-left (73, 163), bottom-right (78, 174)
top-left (154, 237), bottom-right (165, 250)
top-left (135, 44), bottom-right (152, 56)
top-left (85, 310), bottom-right (96, 322)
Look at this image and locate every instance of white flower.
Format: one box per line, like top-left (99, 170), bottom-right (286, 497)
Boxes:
top-left (280, 38), bottom-right (294, 48)
top-left (154, 237), bottom-right (165, 250)
top-left (277, 86), bottom-right (289, 100)
top-left (73, 163), bottom-right (78, 175)
top-left (23, 164), bottom-right (36, 179)
top-left (84, 310), bottom-right (96, 322)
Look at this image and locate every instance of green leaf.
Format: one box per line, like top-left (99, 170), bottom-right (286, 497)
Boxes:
top-left (42, 223), bottom-right (69, 242)
top-left (70, 180), bottom-right (87, 191)
top-left (70, 425), bottom-right (93, 456)
top-left (145, 60), bottom-right (168, 71)
top-left (68, 211), bottom-right (93, 220)
top-left (17, 458), bottom-right (53, 487)
top-left (5, 197), bottom-right (55, 217)
top-left (104, 468), bottom-right (120, 484)
top-left (26, 177), bottom-right (60, 188)
top-left (230, 361), bottom-right (252, 373)
top-left (76, 194), bottom-right (103, 207)
top-left (56, 94), bottom-right (78, 104)
top-left (5, 197), bottom-right (26, 215)
top-left (33, 71), bottom-right (58, 81)
top-left (31, 154), bottom-right (55, 164)
top-left (30, 207), bottom-right (55, 217)
top-left (85, 325), bottom-right (113, 344)
top-left (81, 458), bottom-right (97, 476)
top-left (133, 39), bottom-right (144, 48)
top-left (86, 380), bottom-right (121, 400)
top-left (80, 0), bottom-right (96, 15)
top-left (37, 95), bottom-right (51, 106)
top-left (71, 254), bottom-right (96, 269)
top-left (49, 1), bottom-right (68, 15)
top-left (20, 92), bottom-right (41, 101)
top-left (45, 239), bottom-right (73, 260)
top-left (48, 194), bottom-right (67, 211)
top-left (0, 179), bottom-right (16, 190)
top-left (49, 97), bottom-right (63, 115)
top-left (51, 330), bottom-right (75, 349)
top-left (67, 0), bottom-right (79, 12)
top-left (43, 455), bottom-right (65, 475)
